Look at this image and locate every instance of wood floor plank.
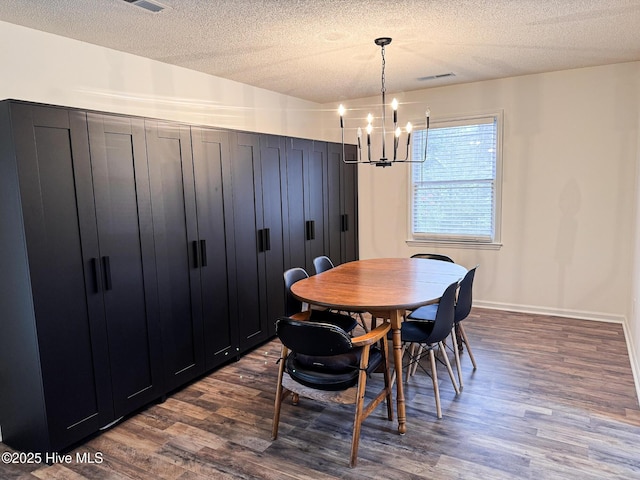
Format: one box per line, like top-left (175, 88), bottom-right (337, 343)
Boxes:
top-left (2, 308), bottom-right (640, 478)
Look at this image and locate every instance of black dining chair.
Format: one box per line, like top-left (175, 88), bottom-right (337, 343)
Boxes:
top-left (398, 280), bottom-right (461, 418)
top-left (410, 253), bottom-right (455, 262)
top-left (312, 255), bottom-right (369, 332)
top-left (312, 255), bottom-right (335, 274)
top-left (283, 267), bottom-right (358, 333)
top-left (272, 317), bottom-right (393, 467)
top-left (407, 266), bottom-right (479, 389)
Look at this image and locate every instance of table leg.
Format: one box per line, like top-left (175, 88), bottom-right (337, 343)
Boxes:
top-left (390, 309), bottom-right (406, 434)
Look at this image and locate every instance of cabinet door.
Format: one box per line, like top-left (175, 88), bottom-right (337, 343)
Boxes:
top-left (327, 142), bottom-right (359, 264)
top-left (11, 103), bottom-right (113, 451)
top-left (341, 143), bottom-right (359, 262)
top-left (191, 126), bottom-right (236, 369)
top-left (230, 132), bottom-right (269, 349)
top-left (87, 113), bottom-right (163, 417)
top-left (284, 138), bottom-right (308, 270)
top-left (146, 120), bottom-right (205, 390)
top-left (306, 141), bottom-right (329, 270)
top-left (284, 138), bottom-right (328, 273)
top-left (229, 133), bottom-right (287, 347)
top-left (260, 135), bottom-right (287, 336)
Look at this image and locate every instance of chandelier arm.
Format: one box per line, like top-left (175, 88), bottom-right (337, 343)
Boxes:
top-left (396, 127), bottom-right (428, 163)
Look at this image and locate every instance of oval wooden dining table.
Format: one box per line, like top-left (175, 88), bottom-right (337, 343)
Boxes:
top-left (290, 257), bottom-right (467, 434)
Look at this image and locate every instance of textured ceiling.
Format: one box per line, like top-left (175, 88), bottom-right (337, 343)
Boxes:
top-left (1, 0), bottom-right (640, 104)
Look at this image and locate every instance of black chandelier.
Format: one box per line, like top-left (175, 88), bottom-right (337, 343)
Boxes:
top-left (339, 37), bottom-right (430, 167)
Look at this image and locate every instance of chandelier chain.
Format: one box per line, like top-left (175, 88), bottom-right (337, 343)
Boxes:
top-left (380, 45), bottom-right (386, 95)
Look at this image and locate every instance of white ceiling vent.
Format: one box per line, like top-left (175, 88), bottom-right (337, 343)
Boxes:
top-left (124, 0), bottom-right (166, 13)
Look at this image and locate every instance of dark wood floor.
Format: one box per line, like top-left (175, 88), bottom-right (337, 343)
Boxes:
top-left (2, 308), bottom-right (640, 479)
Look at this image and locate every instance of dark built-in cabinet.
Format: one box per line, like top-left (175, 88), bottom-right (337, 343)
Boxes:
top-left (0, 99), bottom-right (358, 454)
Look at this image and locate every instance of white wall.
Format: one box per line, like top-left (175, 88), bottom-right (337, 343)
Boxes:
top-left (323, 62), bottom-right (640, 397)
top-left (0, 21), bottom-right (323, 138)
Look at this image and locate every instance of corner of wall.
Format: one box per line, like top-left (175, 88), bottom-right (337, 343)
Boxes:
top-left (623, 318), bottom-right (640, 407)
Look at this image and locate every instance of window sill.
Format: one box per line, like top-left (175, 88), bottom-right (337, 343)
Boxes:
top-left (406, 239), bottom-right (502, 250)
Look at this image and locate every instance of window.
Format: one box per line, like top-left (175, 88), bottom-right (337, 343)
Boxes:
top-left (409, 111), bottom-right (502, 246)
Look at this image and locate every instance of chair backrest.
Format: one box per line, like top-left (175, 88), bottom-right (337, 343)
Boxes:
top-left (424, 281), bottom-right (459, 344)
top-left (283, 267), bottom-right (309, 316)
top-left (276, 317), bottom-right (353, 356)
top-left (455, 266), bottom-right (478, 323)
top-left (411, 253), bottom-right (454, 263)
top-left (313, 255), bottom-right (335, 275)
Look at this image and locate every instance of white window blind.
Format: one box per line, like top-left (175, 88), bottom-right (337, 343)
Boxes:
top-left (410, 113), bottom-right (501, 243)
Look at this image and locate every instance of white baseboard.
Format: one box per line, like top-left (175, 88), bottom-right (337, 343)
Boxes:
top-left (473, 300), bottom-right (625, 323)
top-left (474, 300), bottom-right (639, 407)
top-left (621, 320), bottom-right (640, 408)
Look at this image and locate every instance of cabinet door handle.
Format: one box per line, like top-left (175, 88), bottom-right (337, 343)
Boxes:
top-left (305, 220), bottom-right (316, 241)
top-left (342, 214), bottom-right (349, 232)
top-left (91, 257), bottom-right (101, 292)
top-left (101, 256), bottom-right (112, 291)
top-left (265, 228), bottom-right (271, 251)
top-left (200, 239), bottom-right (208, 267)
top-left (257, 228), bottom-right (264, 253)
top-left (192, 240), bottom-right (201, 268)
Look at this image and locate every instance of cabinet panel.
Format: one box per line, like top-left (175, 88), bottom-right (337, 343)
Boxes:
top-left (285, 139), bottom-right (337, 273)
top-left (191, 126), bottom-right (236, 369)
top-left (342, 144), bottom-right (359, 262)
top-left (284, 138), bottom-right (308, 270)
top-left (87, 113), bottom-right (163, 417)
top-left (146, 120), bottom-right (205, 390)
top-left (230, 132), bottom-right (267, 348)
top-left (6, 103), bottom-right (112, 451)
top-left (230, 133), bottom-right (287, 345)
top-left (306, 142), bottom-right (329, 268)
top-left (260, 135), bottom-right (287, 336)
top-left (327, 142), bottom-right (359, 264)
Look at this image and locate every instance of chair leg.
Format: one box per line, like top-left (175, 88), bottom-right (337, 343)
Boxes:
top-left (272, 345), bottom-right (288, 440)
top-left (449, 326), bottom-right (463, 389)
top-left (411, 345), bottom-right (424, 377)
top-left (406, 343), bottom-right (417, 383)
top-left (358, 312), bottom-right (369, 332)
top-left (458, 323), bottom-right (477, 370)
top-left (350, 348), bottom-right (371, 467)
top-left (428, 349), bottom-right (442, 419)
top-left (439, 341), bottom-right (460, 395)
top-left (381, 335), bottom-right (394, 421)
